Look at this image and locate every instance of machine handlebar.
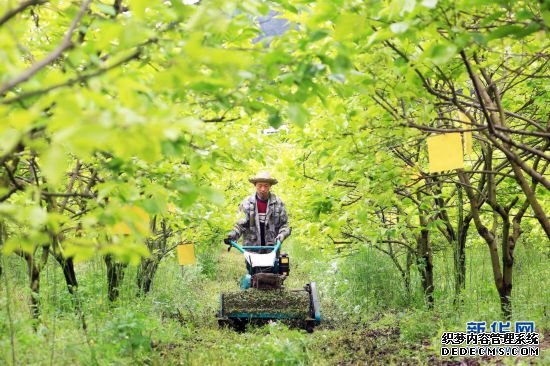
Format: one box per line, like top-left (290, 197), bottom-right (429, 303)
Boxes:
top-left (225, 240), bottom-right (281, 254)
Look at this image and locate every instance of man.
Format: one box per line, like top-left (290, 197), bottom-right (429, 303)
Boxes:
top-left (225, 171), bottom-right (291, 247)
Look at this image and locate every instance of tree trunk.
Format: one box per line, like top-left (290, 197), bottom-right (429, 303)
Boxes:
top-left (416, 203), bottom-right (434, 308)
top-left (136, 258), bottom-right (160, 295)
top-left (404, 250), bottom-right (413, 297)
top-left (458, 170), bottom-right (514, 318)
top-left (499, 291), bottom-right (512, 319)
top-left (25, 254), bottom-right (41, 320)
top-left (14, 246), bottom-right (49, 322)
top-left (104, 255), bottom-right (127, 301)
top-left (454, 240), bottom-right (466, 297)
top-left (507, 159), bottom-right (550, 239)
top-left (136, 217), bottom-right (172, 296)
top-left (416, 193), bottom-right (434, 308)
top-left (500, 217), bottom-right (515, 320)
top-left (54, 255), bottom-right (78, 294)
top-left (454, 184), bottom-right (466, 297)
top-left (499, 225), bottom-right (513, 320)
top-left (17, 247), bottom-right (49, 321)
top-left (0, 221), bottom-right (4, 279)
top-left (416, 229), bottom-right (434, 308)
top-left (454, 215), bottom-right (472, 297)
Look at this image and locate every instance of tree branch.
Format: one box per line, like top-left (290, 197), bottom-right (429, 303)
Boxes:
top-left (41, 192), bottom-right (94, 198)
top-left (0, 0), bottom-right (47, 27)
top-left (0, 0), bottom-right (92, 96)
top-left (494, 125), bottom-right (550, 138)
top-left (2, 49), bottom-right (142, 104)
top-left (201, 116), bottom-right (240, 123)
top-left (2, 162), bottom-right (23, 189)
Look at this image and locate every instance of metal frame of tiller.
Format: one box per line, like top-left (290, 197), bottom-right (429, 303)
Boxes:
top-left (218, 240), bottom-right (321, 332)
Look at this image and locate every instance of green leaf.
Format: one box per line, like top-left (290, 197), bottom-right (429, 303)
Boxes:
top-left (470, 32), bottom-right (486, 45)
top-left (128, 0), bottom-right (147, 19)
top-left (0, 128), bottom-right (20, 156)
top-left (64, 238), bottom-right (97, 262)
top-left (357, 210), bottom-right (369, 223)
top-left (399, 0), bottom-right (416, 16)
top-left (287, 103), bottom-right (309, 127)
top-left (101, 240), bottom-right (150, 265)
top-left (95, 3), bottom-right (116, 16)
top-left (543, 11), bottom-right (550, 28)
top-left (3, 236), bottom-right (33, 254)
top-left (173, 180), bottom-right (200, 207)
top-left (486, 24), bottom-right (541, 42)
top-left (142, 198), bottom-right (165, 215)
top-left (478, 11), bottom-right (506, 26)
top-left (390, 22), bottom-right (409, 34)
top-left (202, 188), bottom-right (224, 205)
top-left (309, 29), bottom-right (329, 42)
top-left (3, 232), bottom-right (49, 254)
top-left (268, 111), bottom-right (283, 128)
top-left (0, 204), bottom-right (17, 218)
top-left (59, 124), bottom-right (111, 158)
top-left (334, 14), bottom-right (366, 41)
top-left (41, 145), bottom-right (67, 187)
top-left (453, 33), bottom-right (471, 49)
top-left (28, 206), bottom-right (48, 228)
top-left (366, 28), bottom-right (393, 47)
top-left (428, 43), bottom-right (457, 65)
top-left (421, 0), bottom-right (438, 9)
top-left (332, 54), bottom-right (351, 74)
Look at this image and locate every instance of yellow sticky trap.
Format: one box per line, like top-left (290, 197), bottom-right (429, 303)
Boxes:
top-left (427, 133), bottom-right (464, 173)
top-left (463, 132), bottom-right (473, 155)
top-left (457, 111), bottom-right (473, 154)
top-left (176, 244), bottom-right (196, 265)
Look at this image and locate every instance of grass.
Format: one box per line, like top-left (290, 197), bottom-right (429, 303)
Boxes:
top-left (0, 238), bottom-right (548, 365)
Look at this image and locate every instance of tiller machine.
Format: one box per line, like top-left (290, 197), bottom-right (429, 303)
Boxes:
top-left (218, 240), bottom-right (321, 332)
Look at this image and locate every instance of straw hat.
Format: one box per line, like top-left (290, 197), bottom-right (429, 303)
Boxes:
top-left (248, 171), bottom-right (278, 185)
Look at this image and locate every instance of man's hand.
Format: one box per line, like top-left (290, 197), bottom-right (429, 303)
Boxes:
top-left (224, 231), bottom-right (237, 244)
top-left (276, 234), bottom-right (284, 243)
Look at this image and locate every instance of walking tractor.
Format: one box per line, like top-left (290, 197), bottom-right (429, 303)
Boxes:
top-left (218, 240), bottom-right (321, 332)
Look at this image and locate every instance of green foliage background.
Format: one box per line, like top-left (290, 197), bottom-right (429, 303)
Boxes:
top-left (0, 0), bottom-right (548, 364)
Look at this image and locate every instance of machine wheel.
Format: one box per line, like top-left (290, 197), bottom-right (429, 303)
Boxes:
top-left (218, 319), bottom-right (230, 328)
top-left (232, 318), bottom-right (247, 332)
top-left (218, 318), bottom-right (247, 332)
top-left (305, 320), bottom-right (315, 333)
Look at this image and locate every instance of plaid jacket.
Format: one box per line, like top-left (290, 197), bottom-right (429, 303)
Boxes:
top-left (232, 192), bottom-right (291, 246)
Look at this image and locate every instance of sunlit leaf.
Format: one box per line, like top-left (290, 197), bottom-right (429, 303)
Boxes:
top-left (287, 103), bottom-right (309, 127)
